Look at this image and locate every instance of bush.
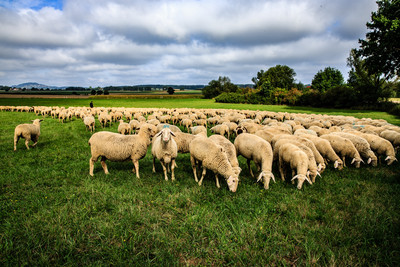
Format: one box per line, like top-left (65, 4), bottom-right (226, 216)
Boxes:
top-left (320, 85), bottom-right (357, 108)
top-left (297, 89), bottom-right (322, 106)
top-left (215, 92), bottom-right (245, 103)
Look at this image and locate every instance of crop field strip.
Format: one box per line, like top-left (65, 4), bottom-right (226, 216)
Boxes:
top-left (1, 100), bottom-right (399, 265)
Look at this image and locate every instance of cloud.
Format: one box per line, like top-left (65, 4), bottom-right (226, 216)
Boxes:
top-left (0, 0), bottom-right (378, 86)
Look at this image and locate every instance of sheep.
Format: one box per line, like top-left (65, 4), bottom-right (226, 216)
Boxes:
top-left (189, 136), bottom-right (239, 192)
top-left (190, 126), bottom-right (207, 136)
top-left (380, 130), bottom-right (400, 151)
top-left (14, 119), bottom-right (43, 151)
top-left (331, 132), bottom-right (378, 167)
top-left (210, 124), bottom-right (230, 139)
top-left (273, 138), bottom-right (320, 183)
top-left (320, 134), bottom-right (363, 168)
top-left (271, 134), bottom-right (326, 173)
top-left (297, 134), bottom-right (344, 170)
top-left (209, 134), bottom-right (242, 188)
top-left (129, 119), bottom-right (141, 134)
top-left (83, 115), bottom-right (95, 132)
top-left (98, 112), bottom-right (111, 128)
top-left (157, 123), bottom-right (182, 133)
top-left (278, 143), bottom-right (312, 189)
top-left (151, 127), bottom-right (178, 181)
top-left (181, 118), bottom-right (193, 132)
top-left (294, 129), bottom-right (318, 136)
top-left (118, 120), bottom-right (131, 135)
top-left (234, 133), bottom-right (275, 189)
top-left (348, 131), bottom-right (397, 165)
top-left (172, 132), bottom-right (198, 153)
top-left (88, 123), bottom-right (157, 178)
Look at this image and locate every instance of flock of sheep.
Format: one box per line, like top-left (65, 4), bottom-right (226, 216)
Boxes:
top-left (6, 105), bottom-right (400, 191)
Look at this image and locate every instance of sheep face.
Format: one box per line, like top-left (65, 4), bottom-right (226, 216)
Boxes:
top-left (292, 174), bottom-right (312, 190)
top-left (156, 127), bottom-right (176, 143)
top-left (257, 171), bottom-right (275, 190)
top-left (385, 156), bottom-right (397, 165)
top-left (226, 175), bottom-right (239, 192)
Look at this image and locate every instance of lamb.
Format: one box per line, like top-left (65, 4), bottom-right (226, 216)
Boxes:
top-left (297, 134), bottom-right (343, 170)
top-left (348, 131), bottom-right (397, 165)
top-left (88, 123), bottom-right (157, 178)
top-left (209, 134), bottom-right (242, 188)
top-left (118, 120), bottom-right (131, 135)
top-left (278, 143), bottom-right (312, 189)
top-left (331, 132), bottom-right (378, 166)
top-left (210, 124), bottom-right (230, 139)
top-left (14, 119), bottom-right (43, 151)
top-left (234, 133), bottom-right (275, 190)
top-left (320, 134), bottom-right (363, 168)
top-left (151, 127), bottom-right (178, 181)
top-left (189, 136), bottom-right (239, 192)
top-left (83, 115), bottom-right (95, 132)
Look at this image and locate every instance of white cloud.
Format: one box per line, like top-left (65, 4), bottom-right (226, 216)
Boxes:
top-left (0, 0), bottom-right (378, 86)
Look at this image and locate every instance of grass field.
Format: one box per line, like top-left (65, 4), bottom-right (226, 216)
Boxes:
top-left (1, 98), bottom-right (400, 265)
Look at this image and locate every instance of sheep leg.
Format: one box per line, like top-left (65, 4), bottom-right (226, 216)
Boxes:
top-left (133, 160), bottom-right (140, 178)
top-left (198, 167), bottom-right (207, 186)
top-left (31, 135), bottom-right (38, 147)
top-left (14, 135), bottom-right (20, 151)
top-left (215, 174), bottom-right (221, 188)
top-left (161, 161), bottom-right (168, 181)
top-left (247, 159), bottom-right (254, 178)
top-left (152, 157), bottom-right (156, 173)
top-left (24, 137), bottom-right (31, 150)
top-left (342, 156), bottom-right (347, 167)
top-left (278, 160), bottom-right (286, 181)
top-left (89, 156), bottom-right (99, 176)
top-left (171, 159), bottom-right (175, 181)
top-left (190, 155), bottom-right (198, 182)
top-left (99, 157), bottom-right (109, 175)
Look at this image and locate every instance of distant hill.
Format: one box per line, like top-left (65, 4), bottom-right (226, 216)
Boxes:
top-left (13, 82), bottom-right (66, 89)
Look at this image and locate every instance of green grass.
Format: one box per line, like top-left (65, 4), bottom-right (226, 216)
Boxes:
top-left (1, 99), bottom-right (400, 265)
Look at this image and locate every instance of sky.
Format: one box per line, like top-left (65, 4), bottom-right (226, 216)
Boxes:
top-left (0, 0), bottom-right (378, 87)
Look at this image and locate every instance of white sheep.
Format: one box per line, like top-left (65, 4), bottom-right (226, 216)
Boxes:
top-left (83, 115), bottom-right (95, 132)
top-left (157, 123), bottom-right (182, 133)
top-left (210, 124), bottom-right (230, 139)
top-left (88, 123), bottom-right (157, 178)
top-left (190, 126), bottom-right (207, 136)
top-left (380, 130), bottom-right (400, 151)
top-left (320, 134), bottom-right (363, 168)
top-left (173, 132), bottom-right (198, 153)
top-left (14, 119), bottom-right (43, 151)
top-left (297, 134), bottom-right (344, 170)
top-left (278, 143), bottom-right (312, 190)
top-left (331, 132), bottom-right (378, 166)
top-left (209, 134), bottom-right (242, 188)
top-left (189, 136), bottom-right (239, 192)
top-left (234, 133), bottom-right (275, 189)
top-left (151, 127), bottom-right (178, 181)
top-left (98, 112), bottom-right (111, 128)
top-left (118, 120), bottom-right (131, 135)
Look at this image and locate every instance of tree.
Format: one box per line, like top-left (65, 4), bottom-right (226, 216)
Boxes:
top-left (252, 65), bottom-right (296, 90)
top-left (358, 0), bottom-right (400, 78)
top-left (202, 76), bottom-right (238, 99)
top-left (311, 67), bottom-right (344, 93)
top-left (90, 89), bottom-right (96, 95)
top-left (167, 87), bottom-right (175, 95)
top-left (347, 49), bottom-right (392, 104)
top-left (103, 89), bottom-right (110, 95)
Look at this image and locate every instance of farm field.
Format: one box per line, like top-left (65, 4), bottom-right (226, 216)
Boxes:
top-left (1, 98), bottom-right (400, 265)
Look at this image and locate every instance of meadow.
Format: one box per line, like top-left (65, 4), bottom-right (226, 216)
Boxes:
top-left (1, 98), bottom-right (399, 265)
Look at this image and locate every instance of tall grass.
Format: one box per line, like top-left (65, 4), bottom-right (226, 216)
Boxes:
top-left (0, 102), bottom-right (400, 265)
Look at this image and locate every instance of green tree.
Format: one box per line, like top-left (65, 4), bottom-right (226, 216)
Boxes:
top-left (90, 89), bottom-right (96, 95)
top-left (202, 76), bottom-right (238, 99)
top-left (167, 87), bottom-right (175, 95)
top-left (252, 65), bottom-right (296, 90)
top-left (311, 67), bottom-right (344, 93)
top-left (347, 49), bottom-right (392, 104)
top-left (358, 0), bottom-right (400, 78)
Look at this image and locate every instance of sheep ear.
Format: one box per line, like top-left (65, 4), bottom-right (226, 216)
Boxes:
top-left (257, 172), bottom-right (263, 182)
top-left (271, 172), bottom-right (276, 183)
top-left (334, 160), bottom-right (339, 169)
top-left (351, 158), bottom-right (356, 164)
top-left (156, 131), bottom-right (163, 137)
top-left (170, 131), bottom-right (176, 137)
top-left (39, 119), bottom-right (43, 122)
top-left (305, 176), bottom-right (312, 184)
top-left (385, 156), bottom-right (390, 161)
top-left (367, 158), bottom-right (372, 164)
top-left (291, 175), bottom-right (299, 181)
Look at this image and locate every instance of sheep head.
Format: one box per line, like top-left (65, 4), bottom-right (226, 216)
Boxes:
top-left (292, 174), bottom-right (312, 190)
top-left (257, 171), bottom-right (275, 190)
top-left (351, 157), bottom-right (363, 168)
top-left (226, 175), bottom-right (239, 193)
top-left (334, 159), bottom-right (344, 170)
top-left (385, 156), bottom-right (397, 165)
top-left (156, 128), bottom-right (176, 143)
top-left (31, 119), bottom-right (43, 125)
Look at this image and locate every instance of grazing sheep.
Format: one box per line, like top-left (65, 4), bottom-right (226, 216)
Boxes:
top-left (380, 130), bottom-right (400, 151)
top-left (320, 134), bottom-right (363, 168)
top-left (348, 131), bottom-right (397, 165)
top-left (189, 136), bottom-right (239, 192)
top-left (210, 124), bottom-right (230, 139)
top-left (209, 134), bottom-right (242, 188)
top-left (278, 143), bottom-right (312, 189)
top-left (83, 115), bottom-right (95, 132)
top-left (331, 132), bottom-right (378, 167)
top-left (151, 127), bottom-right (178, 181)
top-left (14, 119), bottom-right (43, 151)
top-left (98, 112), bottom-right (111, 128)
top-left (181, 118), bottom-right (193, 132)
top-left (118, 120), bottom-right (131, 135)
top-left (88, 123), bottom-right (157, 177)
top-left (297, 134), bottom-right (343, 170)
top-left (234, 133), bottom-right (275, 189)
